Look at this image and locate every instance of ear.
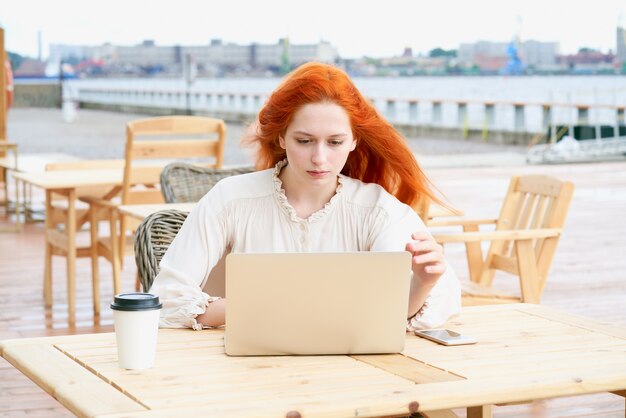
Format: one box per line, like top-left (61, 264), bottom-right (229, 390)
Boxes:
top-left (279, 135), bottom-right (286, 150)
top-left (349, 139), bottom-right (357, 151)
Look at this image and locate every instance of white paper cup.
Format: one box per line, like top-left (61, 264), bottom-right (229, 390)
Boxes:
top-left (111, 292), bottom-right (162, 370)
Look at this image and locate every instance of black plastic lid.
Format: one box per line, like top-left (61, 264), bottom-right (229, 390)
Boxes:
top-left (110, 292), bottom-right (162, 311)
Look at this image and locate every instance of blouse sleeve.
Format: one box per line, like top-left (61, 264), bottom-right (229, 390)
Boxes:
top-left (369, 203), bottom-right (461, 330)
top-left (150, 185), bottom-right (230, 330)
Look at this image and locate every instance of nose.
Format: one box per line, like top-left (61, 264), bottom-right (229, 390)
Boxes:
top-left (311, 143), bottom-right (327, 165)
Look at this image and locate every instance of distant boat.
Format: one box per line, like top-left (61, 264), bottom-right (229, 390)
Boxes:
top-left (527, 124), bottom-right (626, 163)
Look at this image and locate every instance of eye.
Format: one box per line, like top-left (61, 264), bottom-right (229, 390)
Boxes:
top-left (329, 140), bottom-right (344, 146)
top-left (296, 139), bottom-right (310, 144)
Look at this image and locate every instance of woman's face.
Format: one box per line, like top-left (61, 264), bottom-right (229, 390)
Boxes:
top-left (279, 102), bottom-right (356, 190)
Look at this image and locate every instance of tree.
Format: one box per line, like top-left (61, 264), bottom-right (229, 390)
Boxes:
top-left (429, 48), bottom-right (457, 58)
top-left (7, 51), bottom-right (24, 71)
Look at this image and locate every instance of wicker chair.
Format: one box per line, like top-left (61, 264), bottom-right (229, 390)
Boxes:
top-left (134, 209), bottom-right (188, 291)
top-left (160, 162), bottom-right (255, 203)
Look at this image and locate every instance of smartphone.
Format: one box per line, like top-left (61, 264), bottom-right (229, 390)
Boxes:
top-left (414, 329), bottom-right (477, 346)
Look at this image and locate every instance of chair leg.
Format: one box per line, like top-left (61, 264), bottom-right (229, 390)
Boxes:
top-left (109, 209), bottom-right (122, 295)
top-left (467, 405), bottom-right (492, 418)
top-left (66, 190), bottom-right (77, 327)
top-left (0, 168), bottom-right (7, 207)
top-left (43, 190), bottom-right (53, 308)
top-left (118, 214), bottom-right (126, 269)
top-left (462, 224), bottom-right (483, 283)
top-left (477, 235), bottom-right (512, 287)
top-left (514, 239), bottom-right (541, 303)
top-left (112, 256), bottom-right (122, 296)
top-left (14, 176), bottom-right (22, 231)
top-left (89, 209), bottom-right (101, 316)
top-left (43, 242), bottom-right (53, 307)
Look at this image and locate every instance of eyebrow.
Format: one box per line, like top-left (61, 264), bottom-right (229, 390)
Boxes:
top-left (292, 130), bottom-right (348, 138)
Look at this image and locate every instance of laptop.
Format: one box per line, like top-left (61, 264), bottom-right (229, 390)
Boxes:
top-left (224, 251), bottom-right (412, 356)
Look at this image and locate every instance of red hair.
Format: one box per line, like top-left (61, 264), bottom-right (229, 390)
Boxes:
top-left (244, 62), bottom-right (439, 209)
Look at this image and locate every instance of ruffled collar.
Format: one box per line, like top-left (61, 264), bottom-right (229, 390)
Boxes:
top-left (272, 159), bottom-right (344, 223)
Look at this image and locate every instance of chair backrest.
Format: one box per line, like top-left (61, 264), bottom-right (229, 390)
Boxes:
top-left (134, 209), bottom-right (188, 291)
top-left (123, 115), bottom-right (226, 205)
top-left (480, 174), bottom-right (575, 291)
top-left (160, 162), bottom-right (255, 203)
top-left (120, 116), bottom-right (226, 239)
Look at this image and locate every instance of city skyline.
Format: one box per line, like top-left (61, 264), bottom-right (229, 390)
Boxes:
top-left (2, 0), bottom-right (625, 59)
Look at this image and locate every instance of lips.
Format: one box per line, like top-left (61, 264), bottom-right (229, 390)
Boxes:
top-left (307, 170), bottom-right (329, 178)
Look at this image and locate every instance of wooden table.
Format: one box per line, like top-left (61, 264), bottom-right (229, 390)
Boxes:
top-left (1, 304), bottom-right (625, 418)
top-left (118, 202), bottom-right (195, 221)
top-left (0, 153), bottom-right (81, 230)
top-left (12, 169), bottom-right (123, 325)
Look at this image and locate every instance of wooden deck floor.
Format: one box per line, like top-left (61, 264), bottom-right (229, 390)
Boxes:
top-left (1, 160), bottom-right (625, 417)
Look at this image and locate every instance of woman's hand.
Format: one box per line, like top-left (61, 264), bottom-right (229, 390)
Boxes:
top-left (405, 231), bottom-right (446, 286)
top-left (196, 298), bottom-right (226, 327)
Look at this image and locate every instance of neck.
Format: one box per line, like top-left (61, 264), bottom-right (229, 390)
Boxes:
top-left (279, 166), bottom-right (339, 219)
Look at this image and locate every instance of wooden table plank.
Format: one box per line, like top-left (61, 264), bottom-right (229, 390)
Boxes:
top-left (0, 340), bottom-right (144, 417)
top-left (352, 353), bottom-right (463, 383)
top-left (12, 169), bottom-right (123, 190)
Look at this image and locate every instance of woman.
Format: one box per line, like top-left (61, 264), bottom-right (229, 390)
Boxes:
top-left (151, 62), bottom-right (461, 330)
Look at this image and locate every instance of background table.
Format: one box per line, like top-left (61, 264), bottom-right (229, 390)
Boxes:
top-left (2, 304), bottom-right (625, 418)
top-left (0, 152), bottom-right (80, 230)
top-left (12, 169), bottom-right (123, 325)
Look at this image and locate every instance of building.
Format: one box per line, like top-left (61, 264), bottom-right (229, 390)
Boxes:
top-left (115, 40), bottom-right (179, 68)
top-left (557, 50), bottom-right (616, 74)
top-left (458, 41), bottom-right (508, 66)
top-left (48, 39), bottom-right (338, 76)
top-left (458, 40), bottom-right (559, 72)
top-left (49, 43), bottom-right (116, 64)
top-left (520, 41), bottom-right (559, 67)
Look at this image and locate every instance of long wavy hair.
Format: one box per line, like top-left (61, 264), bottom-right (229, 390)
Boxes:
top-left (243, 62), bottom-right (439, 210)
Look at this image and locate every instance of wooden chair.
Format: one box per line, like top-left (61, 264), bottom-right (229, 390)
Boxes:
top-left (43, 159), bottom-right (125, 315)
top-left (134, 209), bottom-right (188, 291)
top-left (430, 175), bottom-right (575, 305)
top-left (413, 197), bottom-right (464, 226)
top-left (82, 115), bottom-right (226, 298)
top-left (0, 141), bottom-right (19, 231)
top-left (160, 162), bottom-right (254, 203)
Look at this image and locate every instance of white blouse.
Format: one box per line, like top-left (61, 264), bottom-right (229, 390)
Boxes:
top-left (151, 160), bottom-right (461, 331)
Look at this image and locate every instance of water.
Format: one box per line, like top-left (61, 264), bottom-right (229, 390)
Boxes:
top-left (66, 75), bottom-right (626, 132)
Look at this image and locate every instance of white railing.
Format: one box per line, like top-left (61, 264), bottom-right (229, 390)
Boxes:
top-left (77, 87), bottom-right (626, 137)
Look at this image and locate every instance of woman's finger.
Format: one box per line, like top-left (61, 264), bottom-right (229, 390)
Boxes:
top-left (424, 264), bottom-right (446, 274)
top-left (412, 251), bottom-right (443, 265)
top-left (408, 240), bottom-right (442, 255)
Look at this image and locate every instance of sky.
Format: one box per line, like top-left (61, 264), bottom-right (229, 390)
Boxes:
top-left (1, 0), bottom-right (625, 60)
